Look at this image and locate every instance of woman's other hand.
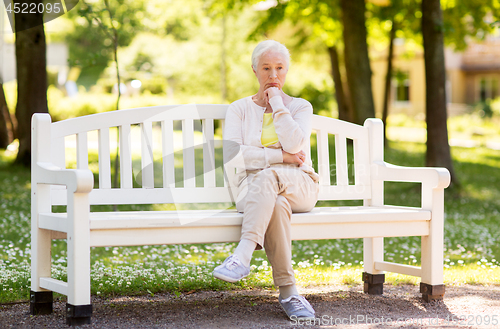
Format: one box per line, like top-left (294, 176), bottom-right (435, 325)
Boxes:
top-left (282, 150), bottom-right (305, 166)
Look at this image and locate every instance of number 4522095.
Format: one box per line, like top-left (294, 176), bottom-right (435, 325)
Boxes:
top-left (5, 2), bottom-right (62, 14)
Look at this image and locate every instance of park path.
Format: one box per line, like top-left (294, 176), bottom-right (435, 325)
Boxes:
top-left (1, 284), bottom-right (499, 328)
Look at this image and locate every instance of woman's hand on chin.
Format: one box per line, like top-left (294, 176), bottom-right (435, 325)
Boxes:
top-left (264, 87), bottom-right (282, 103)
top-left (282, 150), bottom-right (305, 166)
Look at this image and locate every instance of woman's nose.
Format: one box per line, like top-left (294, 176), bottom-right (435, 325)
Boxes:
top-left (270, 71), bottom-right (277, 78)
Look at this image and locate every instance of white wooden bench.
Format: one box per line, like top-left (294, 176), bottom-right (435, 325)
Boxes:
top-left (30, 104), bottom-right (450, 325)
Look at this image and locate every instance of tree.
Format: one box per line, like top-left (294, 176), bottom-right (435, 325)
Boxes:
top-left (422, 0), bottom-right (457, 184)
top-left (340, 0), bottom-right (375, 125)
top-left (0, 83), bottom-right (13, 149)
top-left (80, 0), bottom-right (131, 188)
top-left (14, 1), bottom-right (48, 166)
top-left (370, 0), bottom-right (421, 146)
top-left (328, 45), bottom-right (351, 122)
top-left (66, 0), bottom-right (144, 87)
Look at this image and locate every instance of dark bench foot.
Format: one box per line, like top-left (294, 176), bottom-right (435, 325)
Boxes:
top-left (30, 291), bottom-right (53, 315)
top-left (363, 272), bottom-right (385, 295)
top-left (420, 283), bottom-right (445, 302)
top-left (66, 304), bottom-right (92, 326)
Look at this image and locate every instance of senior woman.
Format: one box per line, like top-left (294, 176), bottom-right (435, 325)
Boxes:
top-left (213, 40), bottom-right (319, 320)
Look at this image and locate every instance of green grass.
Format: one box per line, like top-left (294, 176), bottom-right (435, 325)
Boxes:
top-left (1, 135), bottom-right (500, 304)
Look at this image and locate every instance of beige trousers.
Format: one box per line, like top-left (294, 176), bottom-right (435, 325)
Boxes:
top-left (235, 166), bottom-right (319, 286)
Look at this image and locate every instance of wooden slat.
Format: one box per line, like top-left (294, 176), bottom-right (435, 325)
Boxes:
top-left (353, 134), bottom-right (370, 187)
top-left (76, 132), bottom-right (88, 170)
top-left (317, 129), bottom-right (330, 186)
top-left (141, 121), bottom-right (154, 189)
top-left (98, 128), bottom-right (112, 189)
top-left (52, 137), bottom-right (66, 168)
top-left (221, 120), bottom-right (232, 188)
top-left (202, 119), bottom-right (216, 188)
top-left (51, 187), bottom-right (235, 205)
top-left (119, 124), bottom-right (133, 189)
top-left (51, 104), bottom-right (229, 139)
top-left (161, 120), bottom-right (175, 188)
top-left (84, 206), bottom-right (428, 229)
top-left (291, 221), bottom-right (428, 241)
top-left (40, 277), bottom-right (68, 296)
top-left (182, 119), bottom-right (196, 188)
top-left (318, 184), bottom-right (371, 200)
top-left (335, 134), bottom-right (349, 186)
top-left (375, 261), bottom-right (422, 277)
top-left (39, 213), bottom-right (67, 233)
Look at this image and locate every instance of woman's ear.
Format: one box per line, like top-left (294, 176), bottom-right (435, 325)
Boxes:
top-left (252, 65), bottom-right (257, 76)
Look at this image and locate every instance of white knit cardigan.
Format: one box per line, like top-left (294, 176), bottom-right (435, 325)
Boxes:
top-left (223, 95), bottom-right (319, 187)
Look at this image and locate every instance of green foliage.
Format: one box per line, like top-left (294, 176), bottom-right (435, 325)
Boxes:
top-left (442, 0), bottom-right (500, 50)
top-left (63, 0), bottom-right (145, 86)
top-left (48, 92), bottom-right (174, 121)
top-left (295, 82), bottom-right (333, 115)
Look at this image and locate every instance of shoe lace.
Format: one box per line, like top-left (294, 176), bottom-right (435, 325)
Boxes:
top-left (224, 255), bottom-right (241, 271)
top-left (288, 296), bottom-right (314, 314)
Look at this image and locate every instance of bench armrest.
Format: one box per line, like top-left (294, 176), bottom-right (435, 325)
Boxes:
top-left (34, 162), bottom-right (94, 193)
top-left (372, 161), bottom-right (451, 189)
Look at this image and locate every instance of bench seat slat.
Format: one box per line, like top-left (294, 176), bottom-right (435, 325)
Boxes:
top-left (41, 205), bottom-right (429, 230)
top-left (81, 206), bottom-right (430, 247)
top-left (87, 221), bottom-right (429, 247)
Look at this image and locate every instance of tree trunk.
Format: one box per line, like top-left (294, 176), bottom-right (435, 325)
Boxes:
top-left (422, 0), bottom-right (458, 185)
top-left (328, 46), bottom-right (352, 122)
top-left (0, 83), bottom-right (12, 149)
top-left (382, 21), bottom-right (396, 147)
top-left (14, 3), bottom-right (48, 166)
top-left (340, 0), bottom-right (376, 125)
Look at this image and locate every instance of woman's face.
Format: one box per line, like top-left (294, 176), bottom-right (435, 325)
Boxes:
top-left (253, 51), bottom-right (288, 92)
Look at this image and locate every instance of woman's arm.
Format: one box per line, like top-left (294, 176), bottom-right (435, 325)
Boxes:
top-left (224, 104), bottom-right (283, 171)
top-left (269, 96), bottom-right (312, 154)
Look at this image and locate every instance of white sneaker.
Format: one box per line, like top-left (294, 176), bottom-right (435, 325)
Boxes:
top-left (279, 295), bottom-right (315, 320)
top-left (213, 255), bottom-right (250, 283)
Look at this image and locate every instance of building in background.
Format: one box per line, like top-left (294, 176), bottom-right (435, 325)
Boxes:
top-left (371, 33), bottom-right (500, 118)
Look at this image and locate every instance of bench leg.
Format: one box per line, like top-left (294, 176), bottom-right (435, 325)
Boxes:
top-left (31, 185), bottom-right (53, 315)
top-left (66, 304), bottom-right (92, 326)
top-left (362, 272), bottom-right (385, 295)
top-left (66, 192), bottom-right (92, 325)
top-left (30, 291), bottom-right (53, 315)
top-left (420, 187), bottom-right (445, 302)
top-left (363, 237), bottom-right (384, 295)
top-left (420, 283), bottom-right (445, 302)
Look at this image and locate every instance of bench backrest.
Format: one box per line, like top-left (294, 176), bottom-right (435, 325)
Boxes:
top-left (33, 104), bottom-right (381, 207)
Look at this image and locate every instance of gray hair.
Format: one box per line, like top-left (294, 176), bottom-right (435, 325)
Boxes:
top-left (251, 40), bottom-right (291, 70)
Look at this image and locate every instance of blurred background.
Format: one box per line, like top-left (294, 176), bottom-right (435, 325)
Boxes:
top-left (1, 1), bottom-right (500, 303)
top-left (0, 1), bottom-right (498, 123)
